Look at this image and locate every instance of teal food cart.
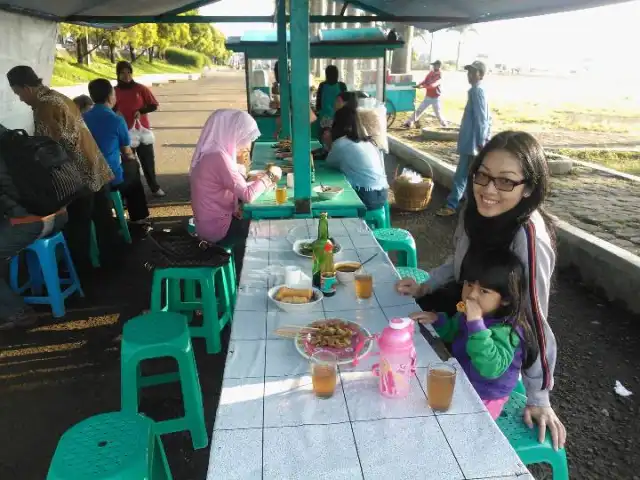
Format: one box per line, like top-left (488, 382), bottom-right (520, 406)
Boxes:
top-left (226, 26), bottom-right (404, 219)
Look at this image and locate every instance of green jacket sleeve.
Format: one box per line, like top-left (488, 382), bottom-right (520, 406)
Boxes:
top-left (432, 312), bottom-right (461, 344)
top-left (466, 319), bottom-right (520, 379)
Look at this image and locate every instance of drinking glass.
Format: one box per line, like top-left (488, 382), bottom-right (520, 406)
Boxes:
top-left (426, 362), bottom-right (457, 411)
top-left (311, 350), bottom-right (338, 399)
top-left (354, 267), bottom-right (373, 301)
top-left (275, 186), bottom-right (288, 204)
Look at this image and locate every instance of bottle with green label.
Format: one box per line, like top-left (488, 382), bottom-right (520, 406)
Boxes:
top-left (312, 212), bottom-right (330, 288)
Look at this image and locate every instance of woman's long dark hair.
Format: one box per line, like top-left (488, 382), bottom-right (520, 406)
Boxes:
top-left (337, 91), bottom-right (369, 110)
top-left (461, 247), bottom-right (539, 369)
top-left (464, 131), bottom-right (554, 250)
top-left (331, 105), bottom-right (366, 143)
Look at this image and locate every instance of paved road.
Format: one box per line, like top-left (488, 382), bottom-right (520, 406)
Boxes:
top-left (0, 70), bottom-right (638, 480)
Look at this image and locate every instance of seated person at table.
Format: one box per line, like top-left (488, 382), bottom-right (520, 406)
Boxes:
top-left (83, 79), bottom-right (150, 226)
top-left (319, 91), bottom-right (370, 153)
top-left (190, 109), bottom-right (281, 245)
top-left (409, 248), bottom-right (537, 420)
top-left (325, 105), bottom-right (389, 210)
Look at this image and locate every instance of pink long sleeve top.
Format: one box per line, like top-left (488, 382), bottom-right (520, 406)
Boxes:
top-left (190, 151), bottom-right (268, 243)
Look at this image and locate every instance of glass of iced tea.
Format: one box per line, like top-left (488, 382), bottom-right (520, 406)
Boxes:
top-left (275, 186), bottom-right (288, 204)
top-left (426, 362), bottom-right (457, 412)
top-left (354, 267), bottom-right (373, 301)
top-left (310, 350), bottom-right (338, 399)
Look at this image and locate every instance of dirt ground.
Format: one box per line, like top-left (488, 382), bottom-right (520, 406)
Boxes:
top-left (1, 71), bottom-right (640, 480)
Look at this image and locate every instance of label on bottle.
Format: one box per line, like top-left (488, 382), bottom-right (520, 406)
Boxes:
top-left (320, 274), bottom-right (337, 296)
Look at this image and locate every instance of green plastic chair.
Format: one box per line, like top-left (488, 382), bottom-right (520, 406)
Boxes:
top-left (151, 266), bottom-right (232, 354)
top-left (111, 190), bottom-right (132, 244)
top-left (121, 312), bottom-right (208, 450)
top-left (46, 411), bottom-right (172, 480)
top-left (496, 389), bottom-right (569, 480)
top-left (396, 266), bottom-right (429, 284)
top-left (373, 228), bottom-right (418, 267)
top-left (364, 208), bottom-right (386, 230)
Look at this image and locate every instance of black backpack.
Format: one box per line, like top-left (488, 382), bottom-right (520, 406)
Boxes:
top-left (0, 129), bottom-right (91, 216)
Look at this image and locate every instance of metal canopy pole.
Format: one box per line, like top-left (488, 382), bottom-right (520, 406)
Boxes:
top-left (277, 0), bottom-right (291, 138)
top-left (290, 0), bottom-right (312, 214)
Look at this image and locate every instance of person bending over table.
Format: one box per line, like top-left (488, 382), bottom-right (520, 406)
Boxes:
top-left (190, 109), bottom-right (282, 247)
top-left (395, 131), bottom-right (567, 451)
top-left (324, 106), bottom-right (389, 211)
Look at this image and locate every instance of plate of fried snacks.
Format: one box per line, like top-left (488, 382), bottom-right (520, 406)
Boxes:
top-left (295, 318), bottom-right (373, 364)
top-left (268, 285), bottom-right (323, 313)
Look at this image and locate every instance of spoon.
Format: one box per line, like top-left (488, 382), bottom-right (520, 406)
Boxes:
top-left (358, 252), bottom-right (379, 269)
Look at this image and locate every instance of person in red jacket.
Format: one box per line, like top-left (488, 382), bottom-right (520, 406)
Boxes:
top-left (404, 60), bottom-right (448, 128)
top-left (114, 61), bottom-right (165, 197)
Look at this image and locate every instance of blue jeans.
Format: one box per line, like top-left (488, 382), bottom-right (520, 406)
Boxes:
top-left (446, 154), bottom-right (474, 210)
top-left (354, 187), bottom-right (388, 211)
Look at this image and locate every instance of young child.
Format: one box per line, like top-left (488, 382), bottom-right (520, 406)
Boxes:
top-left (73, 94), bottom-right (94, 114)
top-left (411, 248), bottom-right (538, 419)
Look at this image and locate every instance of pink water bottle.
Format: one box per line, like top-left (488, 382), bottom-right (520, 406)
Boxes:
top-left (372, 317), bottom-right (417, 398)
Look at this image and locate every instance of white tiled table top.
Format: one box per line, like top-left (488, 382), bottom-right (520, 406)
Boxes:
top-left (208, 219), bottom-right (530, 480)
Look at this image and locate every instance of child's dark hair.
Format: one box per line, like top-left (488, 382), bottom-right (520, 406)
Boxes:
top-left (325, 65), bottom-right (339, 84)
top-left (461, 246), bottom-right (539, 369)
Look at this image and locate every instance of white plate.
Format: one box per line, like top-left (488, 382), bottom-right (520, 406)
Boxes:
top-left (268, 284), bottom-right (324, 313)
top-left (292, 238), bottom-right (343, 259)
top-left (294, 319), bottom-right (374, 366)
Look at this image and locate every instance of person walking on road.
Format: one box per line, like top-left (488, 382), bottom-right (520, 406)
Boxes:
top-left (436, 60), bottom-right (491, 217)
top-left (404, 60), bottom-right (447, 128)
top-left (114, 61), bottom-right (165, 198)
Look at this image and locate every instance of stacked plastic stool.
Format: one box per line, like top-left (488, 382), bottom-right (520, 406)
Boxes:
top-left (364, 208), bottom-right (386, 230)
top-left (373, 228), bottom-right (418, 267)
top-left (496, 389), bottom-right (569, 480)
top-left (120, 312), bottom-right (208, 450)
top-left (9, 232), bottom-right (84, 318)
top-left (46, 411), bottom-right (172, 479)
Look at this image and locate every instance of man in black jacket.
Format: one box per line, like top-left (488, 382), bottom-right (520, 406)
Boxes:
top-left (0, 124), bottom-right (68, 329)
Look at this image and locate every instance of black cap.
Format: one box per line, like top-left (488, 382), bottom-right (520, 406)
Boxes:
top-left (431, 60), bottom-right (442, 67)
top-left (464, 61), bottom-right (487, 75)
top-left (6, 65), bottom-right (42, 88)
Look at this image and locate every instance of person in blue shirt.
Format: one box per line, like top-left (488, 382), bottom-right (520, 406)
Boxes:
top-left (325, 105), bottom-right (389, 210)
top-left (437, 60), bottom-right (491, 217)
top-left (83, 78), bottom-right (149, 223)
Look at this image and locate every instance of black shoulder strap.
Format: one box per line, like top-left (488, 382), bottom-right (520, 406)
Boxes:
top-left (524, 220), bottom-right (552, 390)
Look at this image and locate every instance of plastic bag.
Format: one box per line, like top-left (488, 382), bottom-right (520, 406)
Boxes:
top-left (397, 168), bottom-right (423, 184)
top-left (138, 122), bottom-right (155, 146)
top-left (129, 122), bottom-right (141, 149)
top-left (356, 101), bottom-right (389, 153)
top-left (250, 89), bottom-right (271, 113)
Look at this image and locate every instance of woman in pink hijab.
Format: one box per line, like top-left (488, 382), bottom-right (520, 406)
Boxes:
top-left (190, 109), bottom-right (281, 244)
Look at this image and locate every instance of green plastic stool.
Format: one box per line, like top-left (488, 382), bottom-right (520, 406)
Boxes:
top-left (111, 190), bottom-right (132, 244)
top-left (89, 223), bottom-right (101, 268)
top-left (373, 228), bottom-right (418, 267)
top-left (396, 266), bottom-right (429, 284)
top-left (46, 411), bottom-right (172, 480)
top-left (364, 208), bottom-right (386, 230)
top-left (496, 390), bottom-right (569, 480)
top-left (187, 217), bottom-right (237, 304)
top-left (384, 201), bottom-right (391, 228)
top-left (121, 312), bottom-right (208, 450)
top-left (151, 266), bottom-right (232, 354)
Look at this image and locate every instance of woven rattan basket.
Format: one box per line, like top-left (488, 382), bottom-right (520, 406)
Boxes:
top-left (391, 163), bottom-right (434, 212)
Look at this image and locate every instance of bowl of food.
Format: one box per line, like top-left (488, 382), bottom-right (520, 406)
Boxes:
top-left (334, 261), bottom-right (362, 283)
top-left (313, 185), bottom-right (344, 200)
top-left (268, 285), bottom-right (323, 313)
top-left (247, 169), bottom-right (263, 180)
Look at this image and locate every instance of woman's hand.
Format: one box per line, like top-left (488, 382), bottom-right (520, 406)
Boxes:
top-left (267, 165), bottom-right (283, 182)
top-left (523, 405), bottom-right (567, 451)
top-left (395, 278), bottom-right (427, 298)
top-left (133, 111), bottom-right (141, 120)
top-left (409, 311), bottom-right (438, 324)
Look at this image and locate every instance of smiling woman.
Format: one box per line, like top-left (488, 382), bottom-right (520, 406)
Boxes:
top-left (396, 131), bottom-right (568, 450)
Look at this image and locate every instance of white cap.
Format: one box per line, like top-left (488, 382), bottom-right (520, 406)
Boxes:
top-left (389, 317), bottom-right (412, 330)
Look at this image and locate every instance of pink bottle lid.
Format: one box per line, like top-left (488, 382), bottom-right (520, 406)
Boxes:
top-left (378, 317), bottom-right (414, 351)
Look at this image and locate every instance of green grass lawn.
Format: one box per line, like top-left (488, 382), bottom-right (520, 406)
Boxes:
top-left (555, 149), bottom-right (640, 175)
top-left (52, 51), bottom-right (201, 87)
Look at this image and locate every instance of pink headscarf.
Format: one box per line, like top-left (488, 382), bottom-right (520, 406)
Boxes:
top-left (189, 109), bottom-right (261, 174)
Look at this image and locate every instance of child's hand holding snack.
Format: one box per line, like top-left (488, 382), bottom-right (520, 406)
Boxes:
top-left (464, 298), bottom-right (483, 322)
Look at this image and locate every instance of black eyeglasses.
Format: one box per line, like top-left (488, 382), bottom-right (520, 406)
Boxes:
top-left (473, 171), bottom-right (527, 192)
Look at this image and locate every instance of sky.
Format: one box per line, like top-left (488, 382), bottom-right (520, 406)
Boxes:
top-left (202, 0), bottom-right (640, 74)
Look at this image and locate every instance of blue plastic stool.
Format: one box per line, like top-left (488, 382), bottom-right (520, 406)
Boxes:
top-left (9, 232), bottom-right (84, 318)
top-left (46, 412), bottom-right (172, 479)
top-left (111, 190), bottom-right (132, 244)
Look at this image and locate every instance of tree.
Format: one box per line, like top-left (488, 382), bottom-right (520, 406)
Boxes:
top-left (59, 23), bottom-right (99, 64)
top-left (156, 23), bottom-right (191, 56)
top-left (102, 29), bottom-right (128, 63)
top-left (390, 24), bottom-right (413, 74)
top-left (447, 24), bottom-right (478, 70)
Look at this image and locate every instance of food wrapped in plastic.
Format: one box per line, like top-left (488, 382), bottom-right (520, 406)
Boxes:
top-left (356, 98), bottom-right (389, 153)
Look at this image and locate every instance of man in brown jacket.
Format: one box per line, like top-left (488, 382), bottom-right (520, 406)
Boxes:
top-left (7, 65), bottom-right (121, 272)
